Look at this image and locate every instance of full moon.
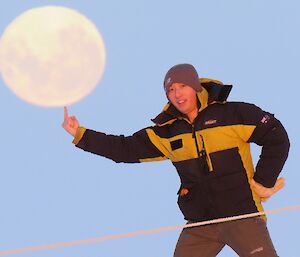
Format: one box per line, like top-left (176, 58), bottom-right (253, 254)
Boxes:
top-left (0, 6), bottom-right (106, 107)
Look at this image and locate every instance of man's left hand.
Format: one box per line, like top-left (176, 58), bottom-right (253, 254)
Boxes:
top-left (251, 177), bottom-right (285, 202)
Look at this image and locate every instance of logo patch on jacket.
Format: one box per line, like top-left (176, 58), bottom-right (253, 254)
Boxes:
top-left (204, 119), bottom-right (217, 126)
top-left (261, 114), bottom-right (271, 124)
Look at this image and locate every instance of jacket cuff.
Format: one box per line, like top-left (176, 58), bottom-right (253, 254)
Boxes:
top-left (253, 174), bottom-right (275, 188)
top-left (72, 127), bottom-right (86, 145)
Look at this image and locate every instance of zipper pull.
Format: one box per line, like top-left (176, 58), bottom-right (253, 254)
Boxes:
top-left (192, 124), bottom-right (196, 138)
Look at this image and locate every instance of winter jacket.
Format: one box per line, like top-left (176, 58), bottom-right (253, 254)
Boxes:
top-left (73, 79), bottom-right (290, 222)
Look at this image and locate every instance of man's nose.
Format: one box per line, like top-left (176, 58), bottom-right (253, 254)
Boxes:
top-left (175, 88), bottom-right (182, 98)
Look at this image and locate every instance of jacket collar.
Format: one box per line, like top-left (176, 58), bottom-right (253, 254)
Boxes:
top-left (151, 79), bottom-right (232, 126)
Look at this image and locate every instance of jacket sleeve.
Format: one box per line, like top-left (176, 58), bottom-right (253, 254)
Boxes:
top-left (237, 103), bottom-right (290, 188)
top-left (73, 126), bottom-right (167, 163)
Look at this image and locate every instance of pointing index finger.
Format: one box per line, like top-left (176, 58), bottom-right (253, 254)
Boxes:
top-left (64, 106), bottom-right (69, 119)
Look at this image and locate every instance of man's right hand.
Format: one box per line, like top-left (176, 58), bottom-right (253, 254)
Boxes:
top-left (62, 106), bottom-right (79, 137)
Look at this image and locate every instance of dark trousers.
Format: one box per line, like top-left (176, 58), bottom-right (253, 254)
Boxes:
top-left (174, 217), bottom-right (278, 257)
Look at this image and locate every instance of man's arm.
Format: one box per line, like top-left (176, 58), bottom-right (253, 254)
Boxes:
top-left (62, 107), bottom-right (167, 163)
top-left (241, 104), bottom-right (290, 188)
top-left (233, 103), bottom-right (290, 201)
top-left (74, 127), bottom-right (167, 163)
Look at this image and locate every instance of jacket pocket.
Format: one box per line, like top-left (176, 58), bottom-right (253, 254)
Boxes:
top-left (209, 147), bottom-right (244, 175)
top-left (210, 171), bottom-right (247, 192)
top-left (209, 171), bottom-right (257, 216)
top-left (177, 183), bottom-right (213, 221)
top-left (209, 147), bottom-right (258, 215)
top-left (170, 139), bottom-right (183, 151)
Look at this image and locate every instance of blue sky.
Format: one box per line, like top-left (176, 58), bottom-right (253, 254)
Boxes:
top-left (0, 1), bottom-right (299, 256)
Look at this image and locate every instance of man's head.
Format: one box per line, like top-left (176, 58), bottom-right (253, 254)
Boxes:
top-left (164, 64), bottom-right (200, 121)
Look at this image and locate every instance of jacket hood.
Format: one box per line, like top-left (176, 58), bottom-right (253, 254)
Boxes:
top-left (152, 78), bottom-right (232, 126)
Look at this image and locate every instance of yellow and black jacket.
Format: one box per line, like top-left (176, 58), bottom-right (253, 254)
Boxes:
top-left (73, 79), bottom-right (290, 222)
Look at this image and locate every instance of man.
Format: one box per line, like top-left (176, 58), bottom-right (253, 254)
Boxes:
top-left (62, 64), bottom-right (289, 256)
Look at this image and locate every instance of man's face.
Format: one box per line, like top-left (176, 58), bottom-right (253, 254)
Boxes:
top-left (166, 83), bottom-right (198, 117)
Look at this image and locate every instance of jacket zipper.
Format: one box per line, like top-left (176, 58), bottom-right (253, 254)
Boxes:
top-left (192, 123), bottom-right (210, 173)
top-left (199, 134), bottom-right (207, 158)
top-left (192, 124), bottom-right (201, 157)
top-left (192, 124), bottom-right (207, 157)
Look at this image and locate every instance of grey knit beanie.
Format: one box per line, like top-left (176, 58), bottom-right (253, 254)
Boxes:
top-left (164, 64), bottom-right (201, 92)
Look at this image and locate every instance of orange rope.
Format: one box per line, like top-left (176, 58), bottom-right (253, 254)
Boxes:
top-left (0, 205), bottom-right (299, 255)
